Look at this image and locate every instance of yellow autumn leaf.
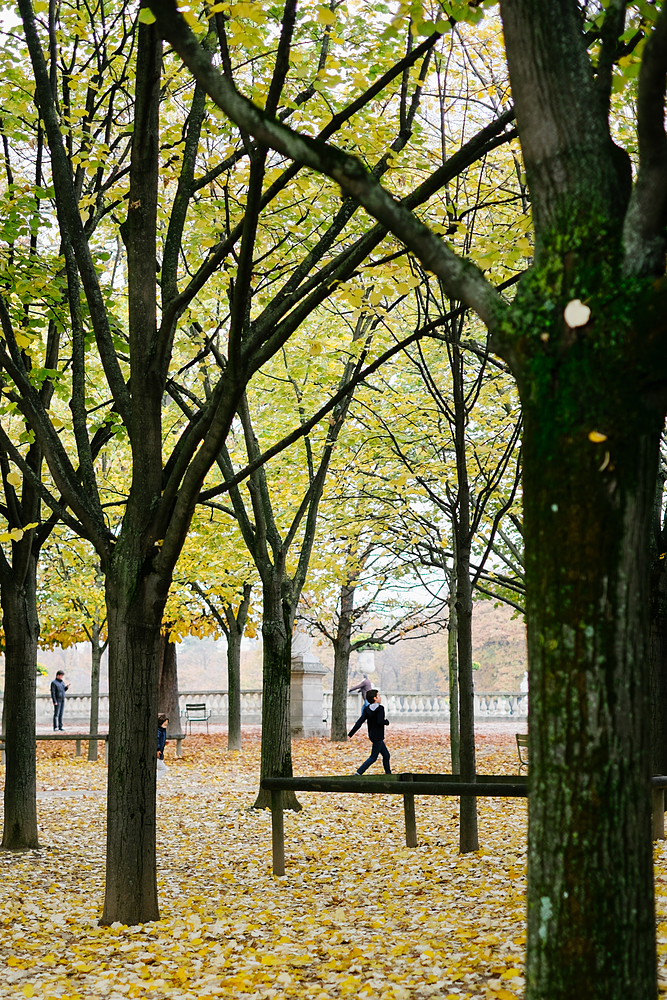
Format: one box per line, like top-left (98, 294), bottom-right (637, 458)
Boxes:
top-left (6, 470), bottom-right (21, 487)
top-left (181, 7), bottom-right (199, 27)
top-left (588, 430), bottom-right (607, 443)
top-left (315, 5), bottom-right (335, 25)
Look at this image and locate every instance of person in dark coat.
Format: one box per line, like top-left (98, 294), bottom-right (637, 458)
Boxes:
top-left (157, 713), bottom-right (169, 779)
top-left (348, 689), bottom-right (391, 775)
top-left (157, 714), bottom-right (168, 758)
top-left (50, 670), bottom-right (68, 731)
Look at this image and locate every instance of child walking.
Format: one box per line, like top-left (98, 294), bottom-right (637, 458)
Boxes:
top-left (348, 689), bottom-right (391, 775)
top-left (157, 713), bottom-right (168, 778)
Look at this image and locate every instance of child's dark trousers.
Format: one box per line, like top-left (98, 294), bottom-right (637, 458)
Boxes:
top-left (357, 740), bottom-right (391, 775)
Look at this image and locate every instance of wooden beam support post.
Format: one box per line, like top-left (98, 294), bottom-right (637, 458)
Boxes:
top-left (653, 787), bottom-right (665, 841)
top-left (271, 789), bottom-right (285, 875)
top-left (402, 774), bottom-right (417, 848)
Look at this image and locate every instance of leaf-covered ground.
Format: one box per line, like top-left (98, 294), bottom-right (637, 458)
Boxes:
top-left (1, 726), bottom-right (666, 999)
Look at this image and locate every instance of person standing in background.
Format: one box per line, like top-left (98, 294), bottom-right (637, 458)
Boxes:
top-left (348, 675), bottom-right (373, 707)
top-left (50, 670), bottom-right (68, 731)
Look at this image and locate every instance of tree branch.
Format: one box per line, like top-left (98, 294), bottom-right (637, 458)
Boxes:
top-left (623, 4), bottom-right (667, 276)
top-left (150, 0), bottom-right (504, 330)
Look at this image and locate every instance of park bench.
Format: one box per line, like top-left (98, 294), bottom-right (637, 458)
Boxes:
top-left (182, 702), bottom-right (211, 734)
top-left (516, 733), bottom-right (529, 771)
top-left (261, 772), bottom-right (667, 876)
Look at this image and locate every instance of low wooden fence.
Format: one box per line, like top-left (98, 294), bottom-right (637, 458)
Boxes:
top-left (260, 773), bottom-right (667, 876)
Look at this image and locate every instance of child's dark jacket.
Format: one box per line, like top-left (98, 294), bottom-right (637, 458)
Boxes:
top-left (348, 702), bottom-right (389, 742)
top-left (157, 727), bottom-right (167, 756)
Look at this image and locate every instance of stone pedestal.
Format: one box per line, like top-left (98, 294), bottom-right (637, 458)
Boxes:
top-left (291, 642), bottom-right (327, 738)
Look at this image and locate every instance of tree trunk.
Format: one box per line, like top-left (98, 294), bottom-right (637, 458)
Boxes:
top-left (650, 467), bottom-right (667, 775)
top-left (88, 622), bottom-right (102, 762)
top-left (227, 628), bottom-right (242, 751)
top-left (456, 533), bottom-right (477, 852)
top-left (330, 583), bottom-right (354, 742)
top-left (522, 395), bottom-right (659, 998)
top-left (451, 333), bottom-right (478, 853)
top-left (101, 569), bottom-right (164, 925)
top-left (253, 578), bottom-right (300, 811)
top-left (1, 554), bottom-right (39, 850)
top-left (448, 563), bottom-right (460, 774)
top-left (224, 583), bottom-right (252, 752)
top-left (158, 637), bottom-right (181, 740)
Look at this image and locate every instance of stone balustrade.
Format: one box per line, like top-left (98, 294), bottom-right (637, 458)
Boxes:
top-left (324, 690), bottom-right (528, 724)
top-left (15, 686), bottom-right (527, 728)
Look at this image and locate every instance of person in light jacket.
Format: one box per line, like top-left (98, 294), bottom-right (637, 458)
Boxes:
top-left (348, 689), bottom-right (391, 775)
top-left (50, 670), bottom-right (68, 731)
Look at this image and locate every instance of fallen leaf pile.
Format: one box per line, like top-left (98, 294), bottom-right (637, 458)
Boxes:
top-left (1, 725), bottom-right (666, 999)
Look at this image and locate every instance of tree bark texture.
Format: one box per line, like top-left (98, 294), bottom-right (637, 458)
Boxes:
top-left (100, 20), bottom-right (166, 926)
top-left (225, 583), bottom-right (252, 752)
top-left (158, 636), bottom-right (181, 740)
top-left (448, 564), bottom-right (460, 775)
top-left (253, 578), bottom-right (300, 811)
top-left (1, 556), bottom-right (39, 850)
top-left (330, 583), bottom-right (355, 742)
top-left (88, 622), bottom-right (102, 762)
top-left (226, 628), bottom-right (242, 752)
top-left (649, 468), bottom-right (667, 775)
top-left (451, 335), bottom-right (478, 853)
top-left (497, 2), bottom-right (666, 994)
top-left (522, 387), bottom-right (660, 997)
top-left (101, 568), bottom-right (164, 926)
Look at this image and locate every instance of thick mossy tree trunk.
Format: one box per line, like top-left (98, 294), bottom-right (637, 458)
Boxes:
top-left (253, 576), bottom-right (300, 811)
top-left (330, 583), bottom-right (354, 742)
top-left (87, 622), bottom-right (103, 762)
top-left (158, 636), bottom-right (181, 741)
top-left (496, 3), bottom-right (667, 993)
top-left (1, 553), bottom-right (39, 850)
top-left (649, 467), bottom-right (667, 775)
top-left (522, 366), bottom-right (661, 996)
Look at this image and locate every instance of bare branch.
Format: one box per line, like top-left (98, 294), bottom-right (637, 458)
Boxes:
top-left (150, 0), bottom-right (504, 330)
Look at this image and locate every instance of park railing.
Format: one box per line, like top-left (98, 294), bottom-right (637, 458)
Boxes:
top-left (324, 689), bottom-right (528, 723)
top-left (20, 688), bottom-right (528, 726)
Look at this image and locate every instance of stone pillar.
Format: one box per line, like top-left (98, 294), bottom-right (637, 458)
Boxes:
top-left (291, 632), bottom-right (327, 738)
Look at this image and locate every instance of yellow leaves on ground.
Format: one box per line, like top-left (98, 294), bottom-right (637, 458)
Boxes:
top-left (3, 730), bottom-right (667, 998)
